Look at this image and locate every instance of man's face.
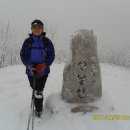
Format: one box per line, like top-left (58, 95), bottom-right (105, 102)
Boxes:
top-left (31, 24), bottom-right (43, 36)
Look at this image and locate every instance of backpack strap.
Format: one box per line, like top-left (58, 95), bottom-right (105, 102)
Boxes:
top-left (42, 37), bottom-right (48, 51)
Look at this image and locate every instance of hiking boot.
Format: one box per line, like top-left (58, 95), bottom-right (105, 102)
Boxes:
top-left (35, 110), bottom-right (42, 118)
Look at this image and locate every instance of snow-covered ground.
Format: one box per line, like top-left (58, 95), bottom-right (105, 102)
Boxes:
top-left (0, 63), bottom-right (130, 130)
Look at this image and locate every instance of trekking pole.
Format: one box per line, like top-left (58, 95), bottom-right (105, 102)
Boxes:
top-left (32, 76), bottom-right (36, 130)
top-left (27, 75), bottom-right (36, 130)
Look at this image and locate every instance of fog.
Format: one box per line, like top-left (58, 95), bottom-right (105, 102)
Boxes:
top-left (0, 0), bottom-right (130, 50)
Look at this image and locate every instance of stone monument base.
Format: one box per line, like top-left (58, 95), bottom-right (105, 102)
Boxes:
top-left (71, 105), bottom-right (98, 113)
top-left (45, 92), bottom-right (98, 114)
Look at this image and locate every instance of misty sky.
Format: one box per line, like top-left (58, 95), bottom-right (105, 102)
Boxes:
top-left (0, 0), bottom-right (130, 50)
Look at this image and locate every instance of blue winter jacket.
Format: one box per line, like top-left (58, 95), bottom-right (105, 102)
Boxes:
top-left (20, 33), bottom-right (55, 76)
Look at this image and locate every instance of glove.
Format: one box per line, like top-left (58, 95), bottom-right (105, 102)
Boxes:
top-left (26, 65), bottom-right (35, 77)
top-left (35, 63), bottom-right (46, 76)
top-left (26, 68), bottom-right (34, 77)
top-left (28, 69), bottom-right (34, 77)
top-left (26, 65), bottom-right (35, 70)
top-left (41, 67), bottom-right (48, 76)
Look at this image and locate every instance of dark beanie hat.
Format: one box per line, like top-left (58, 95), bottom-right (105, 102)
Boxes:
top-left (31, 19), bottom-right (44, 27)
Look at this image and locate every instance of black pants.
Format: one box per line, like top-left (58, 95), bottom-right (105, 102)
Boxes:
top-left (28, 75), bottom-right (48, 112)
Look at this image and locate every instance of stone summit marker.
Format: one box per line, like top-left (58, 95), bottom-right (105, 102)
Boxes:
top-left (62, 29), bottom-right (102, 104)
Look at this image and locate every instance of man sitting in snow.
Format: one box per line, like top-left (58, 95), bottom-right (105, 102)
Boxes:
top-left (20, 19), bottom-right (55, 117)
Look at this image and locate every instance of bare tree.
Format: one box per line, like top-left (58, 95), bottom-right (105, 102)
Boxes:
top-left (44, 19), bottom-right (57, 45)
top-left (0, 21), bottom-right (10, 68)
top-left (98, 43), bottom-right (130, 68)
top-left (0, 21), bottom-right (21, 68)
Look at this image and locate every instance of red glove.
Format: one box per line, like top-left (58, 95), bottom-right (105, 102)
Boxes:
top-left (35, 63), bottom-right (46, 75)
